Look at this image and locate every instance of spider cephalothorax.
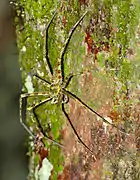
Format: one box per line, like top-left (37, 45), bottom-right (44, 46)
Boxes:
top-left (49, 83), bottom-right (68, 104)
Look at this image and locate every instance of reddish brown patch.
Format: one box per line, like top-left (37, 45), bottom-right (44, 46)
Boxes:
top-left (34, 132), bottom-right (48, 170)
top-left (85, 30), bottom-right (93, 53)
top-left (60, 69), bottom-right (115, 179)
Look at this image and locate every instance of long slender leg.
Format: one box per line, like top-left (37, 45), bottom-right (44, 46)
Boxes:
top-left (63, 89), bottom-right (129, 136)
top-left (33, 74), bottom-right (51, 85)
top-left (32, 98), bottom-right (63, 147)
top-left (20, 96), bottom-right (35, 139)
top-left (45, 12), bottom-right (57, 76)
top-left (19, 92), bottom-right (49, 137)
top-left (60, 11), bottom-right (88, 82)
top-left (62, 103), bottom-right (96, 159)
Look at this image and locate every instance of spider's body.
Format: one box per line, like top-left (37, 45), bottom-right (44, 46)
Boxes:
top-left (49, 83), bottom-right (65, 105)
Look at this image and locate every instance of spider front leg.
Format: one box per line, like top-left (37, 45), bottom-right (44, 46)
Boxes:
top-left (45, 11), bottom-right (57, 77)
top-left (60, 11), bottom-right (88, 82)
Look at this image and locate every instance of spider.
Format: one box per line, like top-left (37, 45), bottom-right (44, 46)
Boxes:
top-left (20, 11), bottom-right (128, 158)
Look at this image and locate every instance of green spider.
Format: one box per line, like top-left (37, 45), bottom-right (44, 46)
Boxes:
top-left (20, 11), bottom-right (128, 159)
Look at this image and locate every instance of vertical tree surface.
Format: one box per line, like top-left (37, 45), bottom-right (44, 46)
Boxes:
top-left (17, 0), bottom-right (140, 179)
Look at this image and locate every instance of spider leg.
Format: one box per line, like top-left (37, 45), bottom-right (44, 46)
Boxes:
top-left (64, 74), bottom-right (74, 88)
top-left (62, 103), bottom-right (96, 159)
top-left (33, 73), bottom-right (51, 85)
top-left (45, 12), bottom-right (57, 76)
top-left (64, 71), bottom-right (85, 88)
top-left (60, 11), bottom-right (88, 82)
top-left (20, 92), bottom-right (50, 137)
top-left (32, 98), bottom-right (63, 147)
top-left (63, 89), bottom-right (129, 136)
